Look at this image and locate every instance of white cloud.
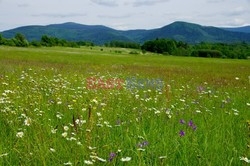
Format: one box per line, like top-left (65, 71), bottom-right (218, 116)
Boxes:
top-left (90, 0), bottom-right (118, 7)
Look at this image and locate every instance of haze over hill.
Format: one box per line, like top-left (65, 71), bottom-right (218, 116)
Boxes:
top-left (1, 22), bottom-right (250, 45)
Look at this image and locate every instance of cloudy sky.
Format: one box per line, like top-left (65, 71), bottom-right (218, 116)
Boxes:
top-left (0, 0), bottom-right (249, 31)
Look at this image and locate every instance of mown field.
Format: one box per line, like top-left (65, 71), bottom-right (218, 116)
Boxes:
top-left (0, 46), bottom-right (249, 165)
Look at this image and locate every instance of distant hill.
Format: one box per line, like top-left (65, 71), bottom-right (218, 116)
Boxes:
top-left (1, 22), bottom-right (250, 45)
top-left (222, 26), bottom-right (250, 34)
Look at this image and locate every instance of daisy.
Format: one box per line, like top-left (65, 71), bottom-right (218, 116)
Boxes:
top-left (121, 157), bottom-right (132, 162)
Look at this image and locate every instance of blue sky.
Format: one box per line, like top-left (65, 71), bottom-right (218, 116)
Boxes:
top-left (0, 0), bottom-right (249, 31)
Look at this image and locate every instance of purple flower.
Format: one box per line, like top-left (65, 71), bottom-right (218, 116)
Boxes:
top-left (197, 86), bottom-right (204, 92)
top-left (179, 130), bottom-right (185, 137)
top-left (109, 153), bottom-right (116, 162)
top-left (180, 119), bottom-right (185, 124)
top-left (116, 120), bottom-right (121, 125)
top-left (137, 141), bottom-right (149, 148)
top-left (192, 125), bottom-right (197, 131)
top-left (188, 120), bottom-right (193, 127)
top-left (143, 141), bottom-right (149, 146)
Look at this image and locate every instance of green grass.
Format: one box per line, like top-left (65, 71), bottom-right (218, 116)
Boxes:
top-left (0, 46), bottom-right (249, 165)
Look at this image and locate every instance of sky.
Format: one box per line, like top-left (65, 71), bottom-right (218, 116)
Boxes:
top-left (0, 0), bottom-right (250, 31)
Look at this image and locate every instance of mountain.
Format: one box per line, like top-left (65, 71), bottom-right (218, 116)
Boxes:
top-left (1, 21), bottom-right (250, 44)
top-left (222, 26), bottom-right (250, 34)
top-left (1, 22), bottom-right (132, 45)
top-left (136, 22), bottom-right (250, 44)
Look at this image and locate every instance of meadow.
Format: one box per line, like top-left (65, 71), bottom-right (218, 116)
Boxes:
top-left (0, 46), bottom-right (249, 165)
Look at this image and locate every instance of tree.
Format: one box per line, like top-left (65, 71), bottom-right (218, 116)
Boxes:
top-left (14, 33), bottom-right (29, 47)
top-left (0, 34), bottom-right (4, 45)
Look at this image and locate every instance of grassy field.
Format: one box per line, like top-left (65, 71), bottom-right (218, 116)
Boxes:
top-left (0, 46), bottom-right (249, 165)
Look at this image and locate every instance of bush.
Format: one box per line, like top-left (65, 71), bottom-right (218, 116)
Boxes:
top-left (191, 50), bottom-right (223, 58)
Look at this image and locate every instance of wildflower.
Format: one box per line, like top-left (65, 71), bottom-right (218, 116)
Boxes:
top-left (64, 161), bottom-right (72, 165)
top-left (84, 160), bottom-right (93, 165)
top-left (179, 130), bottom-right (185, 137)
top-left (159, 156), bottom-right (167, 159)
top-left (137, 148), bottom-right (146, 151)
top-left (235, 77), bottom-right (240, 80)
top-left (90, 156), bottom-right (106, 162)
top-left (64, 126), bottom-right (69, 131)
top-left (16, 131), bottom-right (24, 138)
top-left (121, 157), bottom-right (132, 162)
top-left (62, 132), bottom-right (68, 138)
top-left (109, 152), bottom-right (116, 161)
top-left (51, 129), bottom-right (57, 134)
top-left (180, 119), bottom-right (185, 124)
top-left (88, 146), bottom-right (96, 150)
top-left (0, 153), bottom-right (8, 158)
top-left (240, 157), bottom-right (250, 163)
top-left (96, 112), bottom-right (102, 117)
top-left (77, 142), bottom-right (82, 146)
top-left (188, 120), bottom-right (193, 127)
top-left (50, 148), bottom-right (56, 153)
top-left (192, 125), bottom-right (197, 131)
top-left (137, 141), bottom-right (149, 148)
top-left (24, 117), bottom-right (32, 126)
top-left (143, 141), bottom-right (149, 146)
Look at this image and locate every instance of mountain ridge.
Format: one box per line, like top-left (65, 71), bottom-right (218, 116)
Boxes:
top-left (1, 21), bottom-right (250, 45)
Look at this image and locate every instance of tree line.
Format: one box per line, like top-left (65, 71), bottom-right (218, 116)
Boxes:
top-left (104, 41), bottom-right (140, 49)
top-left (0, 33), bottom-right (94, 48)
top-left (0, 33), bottom-right (249, 59)
top-left (141, 38), bottom-right (250, 59)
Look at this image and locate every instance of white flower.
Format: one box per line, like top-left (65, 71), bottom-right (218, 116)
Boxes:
top-left (159, 156), bottom-right (167, 159)
top-left (235, 77), bottom-right (240, 80)
top-left (137, 148), bottom-right (145, 151)
top-left (240, 157), bottom-right (250, 163)
top-left (77, 142), bottom-right (82, 146)
top-left (84, 160), bottom-right (93, 165)
top-left (0, 153), bottom-right (8, 158)
top-left (51, 129), bottom-right (57, 134)
top-left (69, 137), bottom-right (77, 141)
top-left (88, 146), bottom-right (96, 150)
top-left (121, 157), bottom-right (132, 162)
top-left (92, 99), bottom-right (98, 104)
top-left (247, 103), bottom-right (250, 106)
top-left (90, 156), bottom-right (106, 162)
top-left (154, 110), bottom-right (161, 114)
top-left (50, 148), bottom-right (56, 153)
top-left (64, 161), bottom-right (72, 165)
top-left (62, 132), bottom-right (68, 138)
top-left (64, 126), bottom-right (69, 131)
top-left (24, 117), bottom-right (32, 126)
top-left (16, 132), bottom-right (24, 138)
top-left (96, 112), bottom-right (102, 117)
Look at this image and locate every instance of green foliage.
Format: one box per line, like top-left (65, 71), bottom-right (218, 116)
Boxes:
top-left (14, 33), bottom-right (29, 47)
top-left (0, 34), bottom-right (4, 45)
top-left (142, 39), bottom-right (177, 54)
top-left (191, 50), bottom-right (223, 58)
top-left (142, 39), bottom-right (249, 59)
top-left (30, 40), bottom-right (42, 47)
top-left (105, 40), bottom-right (141, 49)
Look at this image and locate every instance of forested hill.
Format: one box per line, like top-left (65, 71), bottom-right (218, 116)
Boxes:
top-left (1, 21), bottom-right (250, 45)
